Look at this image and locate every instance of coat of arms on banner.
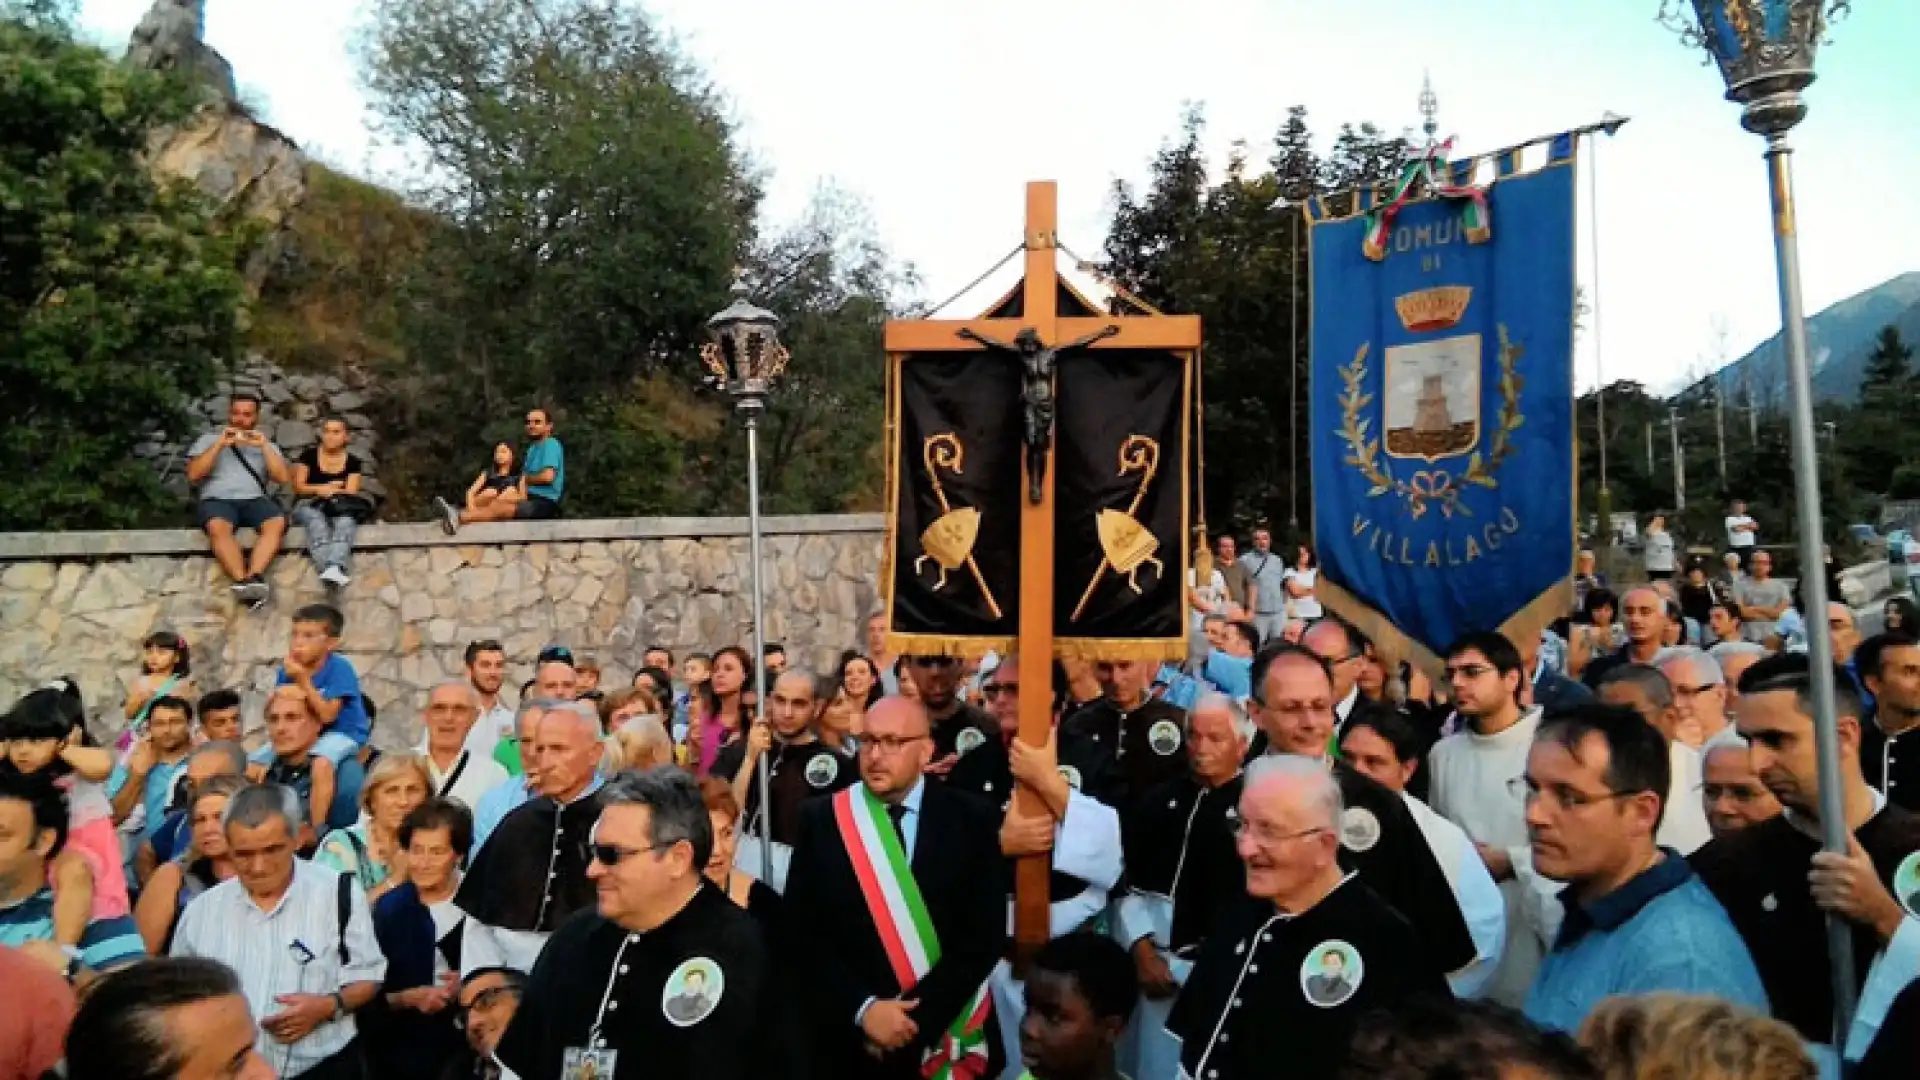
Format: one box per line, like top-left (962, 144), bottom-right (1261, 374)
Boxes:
top-left (1339, 283), bottom-right (1524, 520)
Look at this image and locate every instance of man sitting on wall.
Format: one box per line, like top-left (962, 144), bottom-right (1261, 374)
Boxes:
top-left (437, 407), bottom-right (565, 531)
top-left (183, 393), bottom-right (290, 609)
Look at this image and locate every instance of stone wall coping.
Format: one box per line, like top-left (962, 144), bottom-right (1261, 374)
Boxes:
top-left (0, 514), bottom-right (886, 561)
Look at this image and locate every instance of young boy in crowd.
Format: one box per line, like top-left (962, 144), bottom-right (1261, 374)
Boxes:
top-left (267, 603), bottom-right (369, 767)
top-left (194, 689), bottom-right (244, 744)
top-left (575, 654), bottom-right (603, 702)
top-left (1021, 932), bottom-right (1136, 1080)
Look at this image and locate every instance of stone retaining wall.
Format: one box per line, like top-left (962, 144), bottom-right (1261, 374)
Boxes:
top-left (0, 516), bottom-right (883, 750)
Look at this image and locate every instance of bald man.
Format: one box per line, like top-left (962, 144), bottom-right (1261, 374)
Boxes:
top-left (713, 668), bottom-right (856, 891)
top-left (784, 696), bottom-right (1009, 1080)
top-left (1167, 755), bottom-right (1450, 1080)
top-left (1583, 587), bottom-right (1670, 689)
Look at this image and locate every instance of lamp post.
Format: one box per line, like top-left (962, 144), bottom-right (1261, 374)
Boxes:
top-left (702, 278), bottom-right (791, 883)
top-left (1661, 0), bottom-right (1856, 1043)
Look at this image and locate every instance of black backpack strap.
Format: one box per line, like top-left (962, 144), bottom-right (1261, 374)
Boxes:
top-left (336, 869), bottom-right (354, 965)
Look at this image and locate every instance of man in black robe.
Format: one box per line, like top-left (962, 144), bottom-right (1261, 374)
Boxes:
top-left (1857, 632), bottom-right (1920, 811)
top-left (711, 669), bottom-right (856, 891)
top-left (949, 654), bottom-right (1124, 1080)
top-left (496, 767), bottom-right (798, 1080)
top-left (906, 655), bottom-right (1000, 772)
top-left (1113, 693), bottom-right (1247, 1080)
top-left (1691, 653), bottom-right (1920, 1059)
top-left (784, 696), bottom-right (1007, 1080)
top-left (456, 701), bottom-right (606, 973)
top-left (1167, 755), bottom-right (1449, 1080)
top-left (1061, 658), bottom-right (1189, 805)
top-left (1243, 645), bottom-right (1479, 975)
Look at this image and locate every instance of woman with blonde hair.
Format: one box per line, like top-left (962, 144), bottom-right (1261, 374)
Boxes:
top-left (134, 774), bottom-right (246, 953)
top-left (316, 752), bottom-right (432, 902)
top-left (1577, 994), bottom-right (1814, 1080)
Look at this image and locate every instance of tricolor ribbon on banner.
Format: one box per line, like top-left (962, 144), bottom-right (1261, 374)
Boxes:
top-left (833, 785), bottom-right (993, 1080)
top-left (1361, 139), bottom-right (1492, 262)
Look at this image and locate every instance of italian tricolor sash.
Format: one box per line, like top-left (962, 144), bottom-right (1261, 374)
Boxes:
top-left (833, 785), bottom-right (993, 1080)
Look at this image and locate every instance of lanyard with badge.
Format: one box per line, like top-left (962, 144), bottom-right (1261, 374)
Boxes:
top-left (563, 934), bottom-right (634, 1080)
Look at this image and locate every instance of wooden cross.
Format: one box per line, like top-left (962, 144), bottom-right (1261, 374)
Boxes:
top-left (883, 181), bottom-right (1202, 956)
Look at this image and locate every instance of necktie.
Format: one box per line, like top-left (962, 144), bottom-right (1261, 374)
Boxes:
top-left (887, 803), bottom-right (909, 849)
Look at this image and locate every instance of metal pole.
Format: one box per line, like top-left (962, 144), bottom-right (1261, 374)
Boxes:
top-left (1716, 382), bottom-right (1728, 482)
top-left (1669, 408), bottom-right (1686, 513)
top-left (1764, 132), bottom-right (1856, 1042)
top-left (744, 410), bottom-right (774, 883)
top-left (1289, 211), bottom-right (1301, 534)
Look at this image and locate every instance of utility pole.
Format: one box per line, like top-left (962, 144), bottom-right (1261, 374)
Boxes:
top-left (1715, 380), bottom-right (1728, 482)
top-left (1645, 421), bottom-right (1655, 475)
top-left (1823, 421), bottom-right (1839, 509)
top-left (1670, 407), bottom-right (1687, 513)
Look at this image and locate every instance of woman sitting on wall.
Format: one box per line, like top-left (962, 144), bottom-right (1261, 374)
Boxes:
top-left (290, 417), bottom-right (371, 590)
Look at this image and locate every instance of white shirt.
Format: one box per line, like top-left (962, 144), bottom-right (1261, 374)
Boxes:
top-left (1284, 566), bottom-right (1322, 619)
top-left (1403, 793), bottom-right (1507, 999)
top-left (419, 740), bottom-right (513, 814)
top-left (464, 698), bottom-right (517, 761)
top-left (1187, 568), bottom-right (1228, 631)
top-left (1659, 741), bottom-right (1713, 856)
top-left (1428, 707), bottom-right (1564, 1008)
top-left (1726, 514), bottom-right (1757, 549)
top-left (171, 860), bottom-right (387, 1077)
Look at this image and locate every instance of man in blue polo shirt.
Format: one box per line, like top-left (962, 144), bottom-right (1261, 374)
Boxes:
top-left (437, 406), bottom-right (566, 531)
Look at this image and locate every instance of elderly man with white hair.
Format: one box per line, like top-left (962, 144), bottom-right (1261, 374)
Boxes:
top-left (1166, 755), bottom-right (1451, 1080)
top-left (1655, 646), bottom-right (1732, 749)
top-left (1113, 694), bottom-right (1251, 1080)
top-left (455, 699), bottom-right (607, 974)
top-left (1710, 640), bottom-right (1768, 705)
top-left (1699, 737), bottom-right (1782, 841)
top-left (417, 679), bottom-right (512, 812)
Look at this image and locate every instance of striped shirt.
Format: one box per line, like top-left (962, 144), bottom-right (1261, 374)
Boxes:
top-left (171, 860), bottom-right (387, 1076)
top-left (0, 888), bottom-right (147, 971)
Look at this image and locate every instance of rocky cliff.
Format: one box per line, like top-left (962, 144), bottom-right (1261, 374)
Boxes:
top-left (128, 0), bottom-right (308, 294)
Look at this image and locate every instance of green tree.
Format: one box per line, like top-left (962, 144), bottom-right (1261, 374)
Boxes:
top-left (0, 15), bottom-right (246, 529)
top-left (1839, 325), bottom-right (1916, 498)
top-left (1105, 105), bottom-right (1409, 537)
top-left (356, 0), bottom-right (760, 513)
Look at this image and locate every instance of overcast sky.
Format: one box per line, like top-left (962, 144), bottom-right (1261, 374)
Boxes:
top-left (81, 0), bottom-right (1919, 394)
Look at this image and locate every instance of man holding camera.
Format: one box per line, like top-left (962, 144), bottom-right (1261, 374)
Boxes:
top-left (185, 393), bottom-right (291, 609)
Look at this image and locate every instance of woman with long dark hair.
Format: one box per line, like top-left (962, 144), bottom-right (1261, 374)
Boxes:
top-left (691, 645), bottom-right (753, 776)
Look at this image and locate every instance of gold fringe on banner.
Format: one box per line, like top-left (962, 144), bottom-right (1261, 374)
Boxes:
top-left (1054, 637), bottom-right (1190, 665)
top-left (883, 632), bottom-right (1014, 661)
top-left (1317, 577), bottom-right (1573, 684)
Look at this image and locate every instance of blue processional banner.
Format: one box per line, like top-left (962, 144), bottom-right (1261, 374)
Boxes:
top-left (1308, 139), bottom-right (1577, 666)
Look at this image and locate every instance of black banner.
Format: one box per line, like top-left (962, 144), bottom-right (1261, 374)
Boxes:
top-left (1054, 349), bottom-right (1190, 659)
top-left (883, 352), bottom-right (1022, 654)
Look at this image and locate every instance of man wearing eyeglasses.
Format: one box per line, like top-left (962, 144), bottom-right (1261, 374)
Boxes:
top-left (497, 769), bottom-right (795, 1080)
top-left (1247, 645), bottom-right (1478, 990)
top-left (1300, 618), bottom-right (1368, 734)
top-left (1519, 702), bottom-right (1764, 1034)
top-left (1428, 631), bottom-right (1562, 1007)
top-left (1165, 755), bottom-right (1449, 1080)
top-left (1698, 738), bottom-right (1782, 841)
top-left (785, 696), bottom-right (1007, 1080)
top-left (445, 967), bottom-right (524, 1079)
top-left (1658, 647), bottom-right (1732, 748)
top-left (457, 702), bottom-right (606, 975)
top-left (1691, 653), bottom-right (1920, 1064)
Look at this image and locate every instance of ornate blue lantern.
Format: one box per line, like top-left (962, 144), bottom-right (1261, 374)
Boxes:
top-left (1659, 0), bottom-right (1851, 134)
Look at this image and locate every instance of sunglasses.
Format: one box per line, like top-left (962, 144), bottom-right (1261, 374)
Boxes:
top-left (454, 986), bottom-right (522, 1028)
top-left (590, 841), bottom-right (668, 867)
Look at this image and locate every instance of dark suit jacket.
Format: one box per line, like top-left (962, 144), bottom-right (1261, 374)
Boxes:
top-left (783, 782), bottom-right (1007, 1080)
top-left (363, 883), bottom-right (465, 1080)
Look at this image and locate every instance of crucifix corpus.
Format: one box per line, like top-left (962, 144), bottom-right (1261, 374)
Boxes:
top-left (882, 181), bottom-right (1202, 959)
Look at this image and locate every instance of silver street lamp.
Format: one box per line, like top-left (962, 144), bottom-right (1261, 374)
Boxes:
top-left (702, 278), bottom-right (791, 883)
top-left (1661, 0), bottom-right (1855, 1042)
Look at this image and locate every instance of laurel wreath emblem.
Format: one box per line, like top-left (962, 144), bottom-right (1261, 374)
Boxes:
top-left (1337, 325), bottom-right (1526, 519)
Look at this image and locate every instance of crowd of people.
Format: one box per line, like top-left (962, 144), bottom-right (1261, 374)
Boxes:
top-left (8, 499), bottom-right (1920, 1080)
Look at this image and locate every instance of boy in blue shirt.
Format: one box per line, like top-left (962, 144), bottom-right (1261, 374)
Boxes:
top-left (263, 603), bottom-right (370, 767)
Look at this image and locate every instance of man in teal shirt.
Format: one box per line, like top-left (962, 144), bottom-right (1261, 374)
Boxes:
top-left (437, 407), bottom-right (565, 530)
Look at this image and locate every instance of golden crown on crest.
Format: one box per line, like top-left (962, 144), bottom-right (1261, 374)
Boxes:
top-left (1393, 285), bottom-right (1473, 334)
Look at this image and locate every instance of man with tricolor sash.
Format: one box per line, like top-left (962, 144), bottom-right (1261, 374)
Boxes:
top-left (786, 696), bottom-right (1009, 1080)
